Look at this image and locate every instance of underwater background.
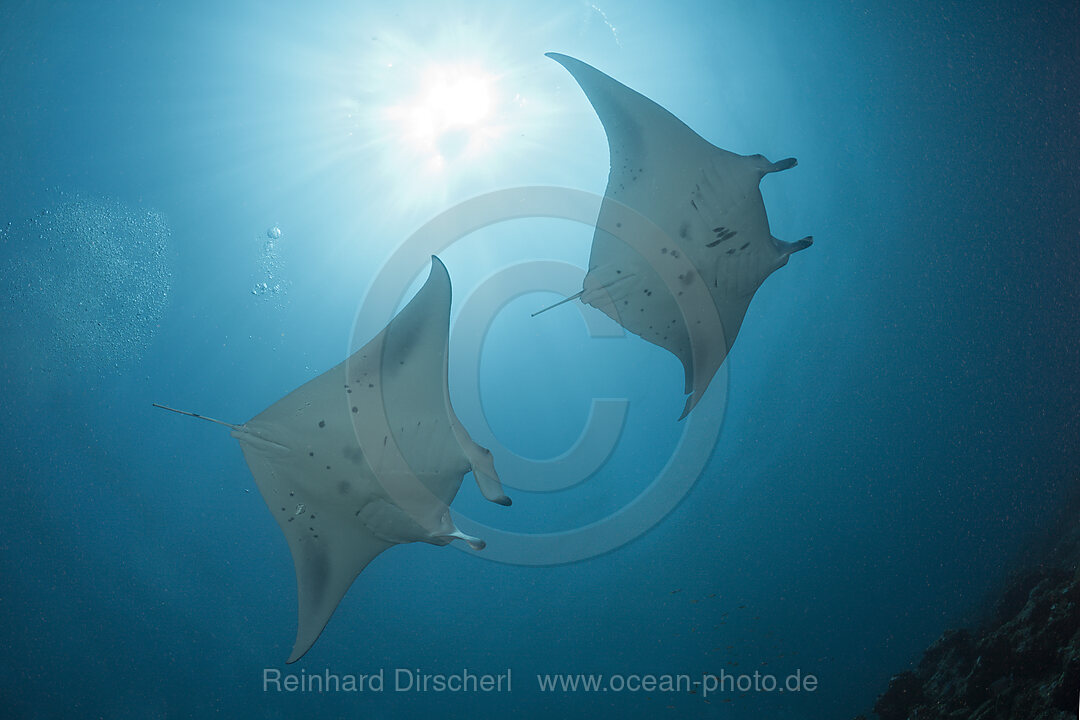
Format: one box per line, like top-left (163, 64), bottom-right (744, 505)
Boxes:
top-left (1, 0), bottom-right (1077, 718)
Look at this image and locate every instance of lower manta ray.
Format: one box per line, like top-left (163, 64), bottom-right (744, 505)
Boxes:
top-left (156, 256), bottom-right (511, 662)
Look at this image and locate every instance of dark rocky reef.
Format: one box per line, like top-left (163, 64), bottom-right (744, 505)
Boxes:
top-left (856, 498), bottom-right (1080, 720)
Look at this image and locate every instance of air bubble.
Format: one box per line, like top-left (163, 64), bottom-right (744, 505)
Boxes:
top-left (1, 191), bottom-right (171, 375)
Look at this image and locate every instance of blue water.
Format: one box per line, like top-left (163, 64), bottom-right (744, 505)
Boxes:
top-left (1, 1), bottom-right (1076, 718)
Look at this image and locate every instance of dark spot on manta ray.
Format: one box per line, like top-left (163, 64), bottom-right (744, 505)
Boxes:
top-left (352, 406), bottom-right (358, 413)
top-left (740, 242), bottom-right (750, 250)
top-left (616, 222), bottom-right (622, 228)
top-left (308, 452), bottom-right (314, 457)
top-left (288, 517), bottom-right (294, 522)
top-left (727, 248), bottom-right (736, 255)
top-left (707, 229), bottom-right (737, 248)
top-left (661, 247), bottom-right (667, 254)
top-left (289, 491), bottom-right (295, 496)
top-left (368, 383), bottom-right (374, 388)
top-left (310, 514), bottom-right (315, 519)
top-left (318, 420), bottom-right (325, 428)
top-left (326, 465), bottom-right (331, 470)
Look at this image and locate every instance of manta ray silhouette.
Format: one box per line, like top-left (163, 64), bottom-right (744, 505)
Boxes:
top-left (539, 53), bottom-right (813, 418)
top-left (156, 257), bottom-right (510, 662)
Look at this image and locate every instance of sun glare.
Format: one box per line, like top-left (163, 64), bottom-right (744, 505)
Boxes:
top-left (388, 64), bottom-right (501, 172)
top-left (323, 16), bottom-right (573, 213)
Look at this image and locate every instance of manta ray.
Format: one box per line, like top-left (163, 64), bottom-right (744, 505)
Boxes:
top-left (156, 257), bottom-right (510, 662)
top-left (540, 53), bottom-right (813, 418)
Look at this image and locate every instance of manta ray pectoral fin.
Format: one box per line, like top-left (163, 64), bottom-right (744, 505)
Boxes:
top-left (679, 322), bottom-right (731, 421)
top-left (284, 522), bottom-right (394, 664)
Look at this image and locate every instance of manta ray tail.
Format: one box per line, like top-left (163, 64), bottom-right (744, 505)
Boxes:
top-left (152, 403), bottom-right (240, 431)
top-left (531, 290), bottom-right (585, 317)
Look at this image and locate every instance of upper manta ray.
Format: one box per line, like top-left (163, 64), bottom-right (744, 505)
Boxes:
top-left (156, 257), bottom-right (511, 662)
top-left (539, 53), bottom-right (813, 418)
